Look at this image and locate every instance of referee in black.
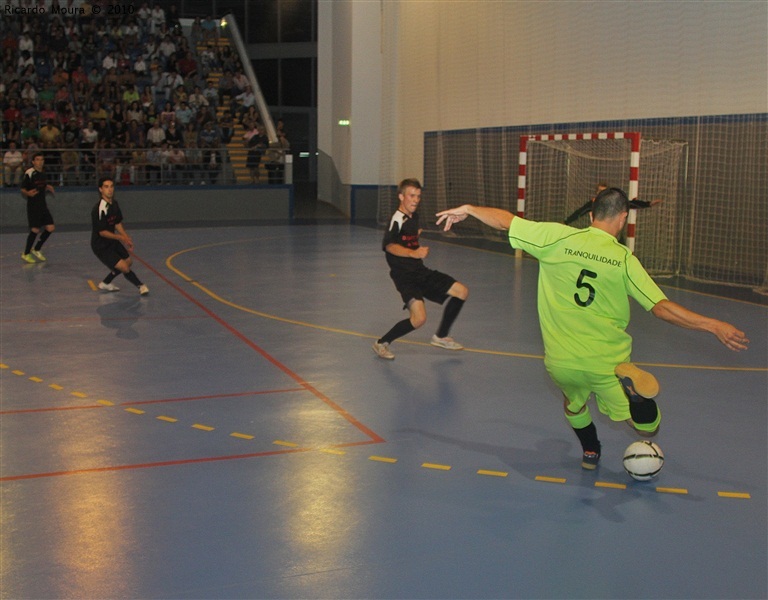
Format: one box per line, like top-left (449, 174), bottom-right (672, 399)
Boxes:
top-left (21, 152), bottom-right (56, 263)
top-left (91, 177), bottom-right (149, 295)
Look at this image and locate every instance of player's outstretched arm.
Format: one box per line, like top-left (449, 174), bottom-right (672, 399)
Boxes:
top-left (651, 299), bottom-right (749, 352)
top-left (436, 205), bottom-right (515, 232)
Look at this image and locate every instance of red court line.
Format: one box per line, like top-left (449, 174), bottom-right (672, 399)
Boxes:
top-left (0, 439), bottom-right (383, 482)
top-left (133, 253), bottom-right (386, 445)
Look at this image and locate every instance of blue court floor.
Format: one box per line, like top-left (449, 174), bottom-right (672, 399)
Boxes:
top-left (1, 224), bottom-right (766, 599)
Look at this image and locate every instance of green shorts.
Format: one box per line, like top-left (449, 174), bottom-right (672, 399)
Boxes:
top-left (545, 364), bottom-right (634, 423)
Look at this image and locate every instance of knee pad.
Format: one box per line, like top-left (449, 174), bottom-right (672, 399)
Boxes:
top-left (630, 399), bottom-right (661, 432)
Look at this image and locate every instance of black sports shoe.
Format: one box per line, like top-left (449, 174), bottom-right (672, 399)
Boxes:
top-left (581, 450), bottom-right (601, 470)
top-left (615, 363), bottom-right (659, 401)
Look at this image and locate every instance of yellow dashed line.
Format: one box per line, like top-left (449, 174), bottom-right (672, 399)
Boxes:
top-left (230, 432), bottom-right (254, 440)
top-left (87, 279), bottom-right (98, 291)
top-left (595, 481), bottom-right (627, 490)
top-left (12, 370), bottom-right (24, 376)
top-left (97, 400), bottom-right (114, 406)
top-left (49, 384), bottom-right (63, 390)
top-left (718, 491), bottom-right (751, 499)
top-left (477, 469), bottom-right (508, 478)
top-left (192, 424), bottom-right (215, 431)
top-left (320, 448), bottom-right (346, 455)
top-left (369, 455), bottom-right (397, 463)
top-left (156, 415), bottom-right (177, 423)
top-left (422, 463), bottom-right (452, 471)
top-left (125, 407), bottom-right (145, 415)
top-left (0, 364), bottom-right (8, 369)
top-left (70, 392), bottom-right (87, 398)
top-left (536, 476), bottom-right (567, 484)
top-left (273, 440), bottom-right (299, 447)
top-left (28, 377), bottom-right (43, 383)
top-left (656, 487), bottom-right (688, 495)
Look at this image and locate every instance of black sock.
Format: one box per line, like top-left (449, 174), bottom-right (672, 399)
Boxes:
top-left (24, 231), bottom-right (37, 254)
top-left (34, 230), bottom-right (51, 251)
top-left (123, 270), bottom-right (143, 287)
top-left (573, 423), bottom-right (601, 454)
top-left (103, 270), bottom-right (119, 284)
top-left (380, 318), bottom-right (415, 345)
top-left (436, 297), bottom-right (465, 338)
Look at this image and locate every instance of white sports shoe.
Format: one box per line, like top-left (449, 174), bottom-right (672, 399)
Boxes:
top-left (430, 335), bottom-right (464, 350)
top-left (139, 284), bottom-right (150, 295)
top-left (98, 281), bottom-right (120, 292)
top-left (372, 341), bottom-right (395, 360)
top-left (31, 249), bottom-right (46, 261)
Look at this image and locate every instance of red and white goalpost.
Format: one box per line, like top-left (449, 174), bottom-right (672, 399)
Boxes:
top-left (518, 132), bottom-right (642, 251)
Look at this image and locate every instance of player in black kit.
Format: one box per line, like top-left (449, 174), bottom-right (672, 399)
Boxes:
top-left (91, 177), bottom-right (149, 295)
top-left (372, 178), bottom-right (468, 360)
top-left (20, 153), bottom-right (56, 263)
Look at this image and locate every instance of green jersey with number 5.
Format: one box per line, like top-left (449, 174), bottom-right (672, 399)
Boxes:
top-left (507, 218), bottom-right (667, 373)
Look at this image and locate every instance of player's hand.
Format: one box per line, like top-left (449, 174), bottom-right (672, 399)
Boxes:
top-left (436, 206), bottom-right (470, 231)
top-left (650, 199), bottom-right (663, 206)
top-left (412, 246), bottom-right (429, 259)
top-left (713, 322), bottom-right (749, 352)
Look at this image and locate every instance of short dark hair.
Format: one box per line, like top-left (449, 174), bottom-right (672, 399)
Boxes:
top-left (398, 178), bottom-right (422, 195)
top-left (32, 152), bottom-right (44, 160)
top-left (592, 187), bottom-right (629, 220)
top-left (98, 176), bottom-right (114, 188)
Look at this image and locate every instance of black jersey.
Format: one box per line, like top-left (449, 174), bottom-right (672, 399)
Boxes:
top-left (22, 168), bottom-right (49, 204)
top-left (91, 198), bottom-right (124, 251)
top-left (382, 209), bottom-right (424, 273)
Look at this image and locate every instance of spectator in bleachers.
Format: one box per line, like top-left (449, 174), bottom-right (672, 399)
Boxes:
top-left (71, 65), bottom-right (88, 87)
top-left (177, 51), bottom-right (199, 82)
top-left (61, 116), bottom-right (80, 148)
top-left (201, 16), bottom-right (218, 44)
top-left (166, 142), bottom-right (185, 182)
top-left (181, 121), bottom-right (198, 146)
top-left (188, 85), bottom-right (209, 115)
top-left (159, 68), bottom-right (184, 101)
top-left (217, 69), bottom-right (234, 104)
top-left (39, 102), bottom-right (57, 124)
top-left (164, 120), bottom-right (183, 149)
top-left (80, 120), bottom-right (99, 149)
top-left (123, 84), bottom-right (140, 107)
top-left (18, 51), bottom-right (34, 73)
top-left (232, 70), bottom-right (249, 97)
top-left (110, 101), bottom-right (126, 127)
top-left (125, 119), bottom-right (146, 148)
top-left (87, 67), bottom-right (102, 88)
top-left (146, 119), bottom-right (166, 146)
top-left (18, 33), bottom-right (34, 55)
top-left (72, 81), bottom-right (90, 112)
top-left (159, 35), bottom-right (176, 67)
top-left (102, 50), bottom-right (118, 72)
top-left (3, 141), bottom-right (24, 187)
top-left (20, 99), bottom-right (38, 122)
top-left (89, 100), bottom-right (108, 123)
top-left (98, 140), bottom-right (118, 180)
top-left (123, 19), bottom-right (140, 46)
top-left (219, 111), bottom-right (235, 144)
top-left (175, 101), bottom-right (193, 127)
top-left (172, 84), bottom-right (188, 106)
top-left (199, 119), bottom-right (221, 149)
top-left (20, 80), bottom-right (37, 104)
top-left (202, 79), bottom-right (219, 111)
top-left (3, 98), bottom-right (22, 133)
top-left (131, 143), bottom-right (147, 185)
top-left (239, 105), bottom-right (261, 128)
top-left (137, 3), bottom-right (152, 38)
top-left (126, 101), bottom-right (145, 125)
top-left (60, 146), bottom-right (79, 185)
top-left (184, 141), bottom-right (203, 184)
top-left (54, 85), bottom-right (70, 112)
top-left (94, 118), bottom-right (113, 144)
top-left (159, 101), bottom-right (176, 129)
top-left (133, 54), bottom-right (149, 82)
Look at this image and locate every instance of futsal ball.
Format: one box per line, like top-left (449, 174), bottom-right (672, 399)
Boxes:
top-left (623, 440), bottom-right (664, 481)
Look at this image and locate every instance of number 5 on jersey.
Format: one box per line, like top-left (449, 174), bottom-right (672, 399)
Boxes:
top-left (574, 269), bottom-right (597, 307)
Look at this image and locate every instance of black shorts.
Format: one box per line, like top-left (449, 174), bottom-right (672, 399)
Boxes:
top-left (390, 266), bottom-right (456, 308)
top-left (92, 241), bottom-right (129, 270)
top-left (27, 203), bottom-right (54, 229)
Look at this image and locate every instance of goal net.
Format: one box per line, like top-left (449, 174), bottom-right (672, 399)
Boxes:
top-left (521, 133), bottom-right (687, 275)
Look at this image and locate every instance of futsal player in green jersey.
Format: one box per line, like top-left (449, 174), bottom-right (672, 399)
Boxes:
top-left (436, 188), bottom-right (749, 469)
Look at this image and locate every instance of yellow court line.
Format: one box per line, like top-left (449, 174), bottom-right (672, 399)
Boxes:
top-left (12, 370), bottom-right (24, 376)
top-left (49, 384), bottom-right (63, 390)
top-left (87, 279), bottom-right (98, 291)
top-left (230, 432), bottom-right (254, 440)
top-left (156, 415), bottom-right (178, 423)
top-left (369, 455), bottom-right (397, 463)
top-left (656, 487), bottom-right (688, 495)
top-left (422, 463), bottom-right (451, 471)
top-left (477, 469), bottom-right (508, 477)
top-left (595, 481), bottom-right (627, 490)
top-left (125, 407), bottom-right (145, 415)
top-left (97, 400), bottom-right (114, 406)
top-left (70, 392), bottom-right (87, 398)
top-left (164, 242), bottom-right (766, 372)
top-left (320, 448), bottom-right (347, 455)
top-left (717, 491), bottom-right (751, 499)
top-left (28, 377), bottom-right (43, 382)
top-left (273, 440), bottom-right (299, 447)
top-left (192, 424), bottom-right (215, 431)
top-left (535, 476), bottom-right (566, 484)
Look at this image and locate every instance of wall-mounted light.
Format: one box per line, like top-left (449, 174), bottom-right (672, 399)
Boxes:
top-left (338, 119), bottom-right (350, 126)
